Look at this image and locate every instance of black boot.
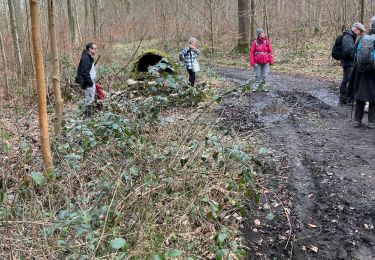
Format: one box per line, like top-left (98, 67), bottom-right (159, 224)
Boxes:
top-left (84, 105), bottom-right (93, 118)
top-left (339, 95), bottom-right (347, 105)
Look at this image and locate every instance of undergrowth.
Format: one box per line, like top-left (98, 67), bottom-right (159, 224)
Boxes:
top-left (0, 47), bottom-right (265, 259)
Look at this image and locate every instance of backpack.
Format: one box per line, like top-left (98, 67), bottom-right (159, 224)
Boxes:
top-left (178, 48), bottom-right (191, 62)
top-left (356, 34), bottom-right (375, 72)
top-left (331, 32), bottom-right (346, 60)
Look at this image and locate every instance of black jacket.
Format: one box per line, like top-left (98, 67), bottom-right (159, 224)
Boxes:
top-left (75, 50), bottom-right (94, 89)
top-left (347, 30), bottom-right (375, 102)
top-left (340, 30), bottom-right (357, 68)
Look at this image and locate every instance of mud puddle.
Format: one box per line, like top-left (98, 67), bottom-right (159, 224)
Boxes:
top-left (215, 66), bottom-right (375, 260)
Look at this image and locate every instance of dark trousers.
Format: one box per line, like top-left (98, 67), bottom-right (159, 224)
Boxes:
top-left (340, 66), bottom-right (354, 101)
top-left (355, 100), bottom-right (375, 123)
top-left (187, 69), bottom-right (195, 86)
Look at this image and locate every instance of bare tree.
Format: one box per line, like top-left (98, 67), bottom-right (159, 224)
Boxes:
top-left (48, 0), bottom-right (63, 135)
top-left (92, 0), bottom-right (100, 39)
top-left (262, 0), bottom-right (269, 38)
top-left (29, 0), bottom-right (54, 173)
top-left (250, 0), bottom-right (255, 39)
top-left (0, 31), bottom-right (9, 99)
top-left (67, 0), bottom-right (79, 45)
top-left (360, 0), bottom-right (364, 24)
top-left (7, 0), bottom-right (23, 77)
top-left (237, 0), bottom-right (249, 53)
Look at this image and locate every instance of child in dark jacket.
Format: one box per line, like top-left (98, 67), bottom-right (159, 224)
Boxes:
top-left (249, 28), bottom-right (273, 92)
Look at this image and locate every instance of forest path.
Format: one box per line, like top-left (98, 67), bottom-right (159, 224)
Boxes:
top-left (215, 66), bottom-right (375, 260)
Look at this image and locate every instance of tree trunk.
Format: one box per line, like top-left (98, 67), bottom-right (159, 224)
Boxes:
top-left (360, 0), bottom-right (364, 24)
top-left (73, 0), bottom-right (81, 40)
top-left (67, 0), bottom-right (79, 46)
top-left (0, 31), bottom-right (9, 99)
top-left (29, 0), bottom-right (54, 173)
top-left (314, 0), bottom-right (322, 35)
top-left (263, 0), bottom-right (269, 38)
top-left (206, 0), bottom-right (214, 53)
top-left (92, 0), bottom-right (100, 39)
top-left (13, 0), bottom-right (24, 63)
top-left (48, 0), bottom-right (63, 135)
top-left (237, 0), bottom-right (249, 53)
top-left (250, 0), bottom-right (255, 39)
top-left (8, 0), bottom-right (23, 77)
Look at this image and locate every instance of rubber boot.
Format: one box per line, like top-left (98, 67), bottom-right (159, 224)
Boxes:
top-left (339, 95), bottom-right (347, 105)
top-left (84, 105), bottom-right (93, 118)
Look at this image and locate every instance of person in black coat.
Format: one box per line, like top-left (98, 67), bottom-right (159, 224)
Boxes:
top-left (75, 43), bottom-right (97, 117)
top-left (339, 22), bottom-right (365, 104)
top-left (348, 22), bottom-right (375, 128)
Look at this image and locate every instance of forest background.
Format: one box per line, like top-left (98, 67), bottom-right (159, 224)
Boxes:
top-left (0, 0), bottom-right (372, 259)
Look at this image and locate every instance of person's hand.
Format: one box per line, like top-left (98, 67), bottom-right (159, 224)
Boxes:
top-left (248, 64), bottom-right (253, 69)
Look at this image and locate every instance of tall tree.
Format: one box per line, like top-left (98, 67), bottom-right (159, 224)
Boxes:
top-left (250, 0), bottom-right (255, 39)
top-left (48, 0), bottom-right (63, 134)
top-left (67, 0), bottom-right (79, 45)
top-left (7, 0), bottom-right (23, 77)
top-left (206, 0), bottom-right (215, 53)
top-left (262, 0), bottom-right (269, 38)
top-left (0, 31), bottom-right (9, 99)
top-left (360, 0), bottom-right (364, 24)
top-left (84, 0), bottom-right (89, 42)
top-left (92, 0), bottom-right (100, 39)
top-left (237, 0), bottom-right (249, 52)
top-left (29, 0), bottom-right (54, 173)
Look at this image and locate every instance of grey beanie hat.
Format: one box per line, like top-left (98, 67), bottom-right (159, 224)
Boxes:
top-left (256, 28), bottom-right (265, 36)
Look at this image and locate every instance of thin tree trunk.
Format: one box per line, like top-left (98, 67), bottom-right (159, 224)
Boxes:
top-left (237, 0), bottom-right (249, 53)
top-left (25, 0), bottom-right (36, 96)
top-left (0, 31), bottom-right (9, 99)
top-left (313, 0), bottom-right (322, 35)
top-left (8, 0), bottom-right (23, 77)
top-left (342, 0), bottom-right (347, 32)
top-left (67, 0), bottom-right (79, 46)
top-left (84, 0), bottom-right (89, 42)
top-left (360, 0), bottom-right (364, 24)
top-left (4, 1), bottom-right (11, 35)
top-left (92, 0), bottom-right (100, 39)
top-left (73, 0), bottom-right (81, 40)
top-left (263, 0), bottom-right (269, 38)
top-left (250, 0), bottom-right (255, 39)
top-left (206, 0), bottom-right (214, 53)
top-left (29, 0), bottom-right (54, 173)
top-left (48, 0), bottom-right (63, 135)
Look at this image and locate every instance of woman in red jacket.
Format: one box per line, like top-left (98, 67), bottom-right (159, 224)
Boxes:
top-left (249, 28), bottom-right (274, 92)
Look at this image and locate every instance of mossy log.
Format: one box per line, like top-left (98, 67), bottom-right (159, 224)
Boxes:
top-left (132, 49), bottom-right (178, 74)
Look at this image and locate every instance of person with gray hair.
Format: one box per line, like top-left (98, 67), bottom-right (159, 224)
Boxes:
top-left (371, 16), bottom-right (375, 26)
top-left (348, 19), bottom-right (375, 128)
top-left (179, 37), bottom-right (200, 86)
top-left (338, 22), bottom-right (365, 104)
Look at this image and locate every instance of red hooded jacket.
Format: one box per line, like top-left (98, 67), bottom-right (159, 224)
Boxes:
top-left (249, 37), bottom-right (273, 66)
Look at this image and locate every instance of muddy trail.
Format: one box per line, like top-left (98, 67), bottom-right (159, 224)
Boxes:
top-left (214, 66), bottom-right (375, 260)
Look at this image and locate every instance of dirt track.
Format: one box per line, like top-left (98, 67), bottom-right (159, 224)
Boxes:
top-left (215, 66), bottom-right (375, 260)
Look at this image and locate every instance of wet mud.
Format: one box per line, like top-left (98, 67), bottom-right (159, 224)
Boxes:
top-left (215, 66), bottom-right (375, 260)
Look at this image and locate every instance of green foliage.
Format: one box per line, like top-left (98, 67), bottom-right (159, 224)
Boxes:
top-left (0, 130), bottom-right (10, 153)
top-left (213, 227), bottom-right (246, 259)
top-left (1, 43), bottom-right (264, 259)
top-left (110, 238), bottom-right (128, 251)
top-left (28, 172), bottom-right (46, 186)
